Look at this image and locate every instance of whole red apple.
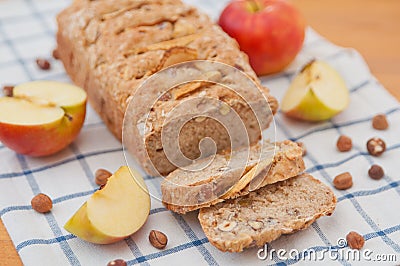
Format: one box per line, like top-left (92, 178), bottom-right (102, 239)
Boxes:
top-left (219, 0), bottom-right (306, 75)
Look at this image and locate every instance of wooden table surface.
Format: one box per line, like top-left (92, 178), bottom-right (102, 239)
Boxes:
top-left (1, 0), bottom-right (399, 265)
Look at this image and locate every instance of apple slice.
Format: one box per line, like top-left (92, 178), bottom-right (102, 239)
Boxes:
top-left (64, 166), bottom-right (151, 244)
top-left (281, 60), bottom-right (349, 121)
top-left (0, 81), bottom-right (86, 156)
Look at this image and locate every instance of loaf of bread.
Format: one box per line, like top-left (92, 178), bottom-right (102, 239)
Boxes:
top-left (56, 0), bottom-right (278, 176)
top-left (162, 140), bottom-right (305, 213)
top-left (199, 173), bottom-right (337, 252)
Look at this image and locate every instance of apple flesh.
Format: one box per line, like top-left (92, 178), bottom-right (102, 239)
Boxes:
top-left (219, 0), bottom-right (305, 75)
top-left (0, 81), bottom-right (86, 156)
top-left (281, 60), bottom-right (350, 121)
top-left (64, 166), bottom-right (151, 244)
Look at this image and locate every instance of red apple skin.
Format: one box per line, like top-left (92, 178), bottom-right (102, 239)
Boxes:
top-left (219, 0), bottom-right (305, 75)
top-left (0, 104), bottom-right (86, 157)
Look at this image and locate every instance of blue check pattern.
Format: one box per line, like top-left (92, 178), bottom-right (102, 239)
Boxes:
top-left (0, 0), bottom-right (399, 265)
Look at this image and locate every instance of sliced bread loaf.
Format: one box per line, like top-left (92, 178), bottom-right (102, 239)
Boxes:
top-left (162, 140), bottom-right (305, 214)
top-left (198, 173), bottom-right (337, 252)
top-left (56, 0), bottom-right (278, 176)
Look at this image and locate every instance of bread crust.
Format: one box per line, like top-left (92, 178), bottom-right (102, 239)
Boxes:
top-left (198, 173), bottom-right (337, 252)
top-left (56, 0), bottom-right (278, 176)
top-left (162, 140), bottom-right (305, 213)
top-left (199, 173), bottom-right (337, 252)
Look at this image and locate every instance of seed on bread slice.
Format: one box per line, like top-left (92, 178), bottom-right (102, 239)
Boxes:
top-left (161, 140), bottom-right (304, 214)
top-left (198, 173), bottom-right (337, 252)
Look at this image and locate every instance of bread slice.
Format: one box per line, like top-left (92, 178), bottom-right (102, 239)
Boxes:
top-left (198, 173), bottom-right (337, 252)
top-left (56, 0), bottom-right (278, 176)
top-left (162, 140), bottom-right (305, 214)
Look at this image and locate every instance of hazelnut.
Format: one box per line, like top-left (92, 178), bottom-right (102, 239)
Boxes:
top-left (31, 193), bottom-right (53, 213)
top-left (372, 114), bottom-right (389, 130)
top-left (2, 85), bottom-right (14, 97)
top-left (107, 259), bottom-right (127, 266)
top-left (368, 164), bottom-right (384, 180)
top-left (248, 220), bottom-right (263, 230)
top-left (337, 135), bottom-right (352, 152)
top-left (346, 231), bottom-right (365, 250)
top-left (366, 137), bottom-right (386, 156)
top-left (95, 168), bottom-right (112, 186)
top-left (217, 220), bottom-right (237, 232)
top-left (36, 58), bottom-right (51, 70)
top-left (149, 230), bottom-right (168, 249)
top-left (333, 172), bottom-right (353, 190)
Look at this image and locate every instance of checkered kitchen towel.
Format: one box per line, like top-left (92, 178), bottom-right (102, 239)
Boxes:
top-left (0, 0), bottom-right (399, 265)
